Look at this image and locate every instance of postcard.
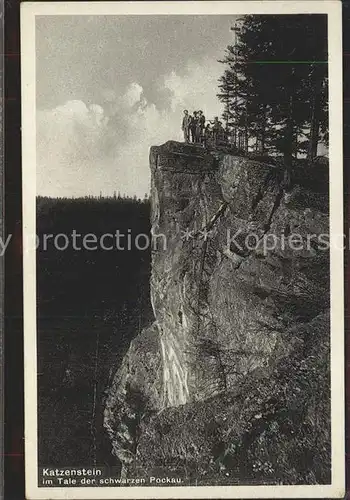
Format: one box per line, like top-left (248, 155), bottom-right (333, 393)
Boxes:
top-left (21, 1), bottom-right (344, 498)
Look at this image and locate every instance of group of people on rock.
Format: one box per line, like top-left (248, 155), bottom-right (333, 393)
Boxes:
top-left (181, 109), bottom-right (205, 144)
top-left (182, 110), bottom-right (227, 147)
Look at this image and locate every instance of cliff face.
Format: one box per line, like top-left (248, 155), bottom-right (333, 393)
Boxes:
top-left (104, 141), bottom-right (330, 484)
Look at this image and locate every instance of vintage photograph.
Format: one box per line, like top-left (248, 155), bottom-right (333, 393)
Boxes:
top-left (22, 2), bottom-right (344, 498)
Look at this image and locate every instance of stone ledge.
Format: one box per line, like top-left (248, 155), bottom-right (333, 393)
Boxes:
top-left (150, 141), bottom-right (216, 174)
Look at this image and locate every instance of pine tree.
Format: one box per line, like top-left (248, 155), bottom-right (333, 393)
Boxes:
top-left (218, 14), bottom-right (328, 166)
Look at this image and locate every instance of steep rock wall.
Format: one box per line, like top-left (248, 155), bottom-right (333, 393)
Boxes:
top-left (104, 141), bottom-right (330, 483)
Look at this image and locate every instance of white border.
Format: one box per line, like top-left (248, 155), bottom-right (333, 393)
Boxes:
top-left (21, 2), bottom-right (345, 499)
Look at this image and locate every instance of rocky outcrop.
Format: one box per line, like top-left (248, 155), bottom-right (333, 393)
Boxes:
top-left (104, 141), bottom-right (330, 484)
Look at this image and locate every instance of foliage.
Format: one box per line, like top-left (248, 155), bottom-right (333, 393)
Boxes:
top-left (217, 15), bottom-right (328, 160)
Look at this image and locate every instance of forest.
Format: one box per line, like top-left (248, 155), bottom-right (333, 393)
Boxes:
top-left (218, 14), bottom-right (328, 164)
top-left (36, 195), bottom-right (153, 467)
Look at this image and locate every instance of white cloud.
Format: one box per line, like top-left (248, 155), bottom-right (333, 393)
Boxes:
top-left (37, 59), bottom-right (223, 198)
top-left (123, 82), bottom-right (143, 108)
top-left (164, 59), bottom-right (223, 118)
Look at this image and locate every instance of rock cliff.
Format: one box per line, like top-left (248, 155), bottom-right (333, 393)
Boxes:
top-left (104, 141), bottom-right (330, 484)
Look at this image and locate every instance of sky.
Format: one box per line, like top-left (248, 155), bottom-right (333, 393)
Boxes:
top-left (36, 15), bottom-right (237, 198)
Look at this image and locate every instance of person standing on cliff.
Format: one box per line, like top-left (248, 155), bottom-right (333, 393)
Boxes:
top-left (198, 110), bottom-right (206, 144)
top-left (182, 110), bottom-right (191, 143)
top-left (204, 123), bottom-right (212, 148)
top-left (191, 111), bottom-right (198, 143)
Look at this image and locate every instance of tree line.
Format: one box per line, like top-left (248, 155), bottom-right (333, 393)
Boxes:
top-left (217, 14), bottom-right (328, 165)
top-left (37, 192), bottom-right (150, 205)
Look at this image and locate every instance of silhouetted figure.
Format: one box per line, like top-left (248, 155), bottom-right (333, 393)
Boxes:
top-left (197, 110), bottom-right (206, 144)
top-left (204, 123), bottom-right (212, 147)
top-left (182, 109), bottom-right (191, 143)
top-left (204, 123), bottom-right (211, 146)
top-left (191, 111), bottom-right (198, 143)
